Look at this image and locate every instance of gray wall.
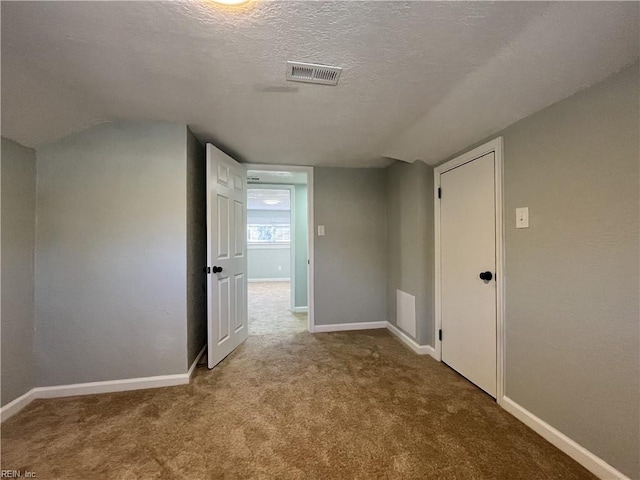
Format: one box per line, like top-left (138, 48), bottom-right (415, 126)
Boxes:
top-left (314, 168), bottom-right (387, 326)
top-left (35, 122), bottom-right (189, 386)
top-left (247, 208), bottom-right (290, 224)
top-left (186, 128), bottom-right (206, 368)
top-left (386, 160), bottom-right (434, 346)
top-left (441, 63), bottom-right (639, 478)
top-left (503, 63), bottom-right (639, 478)
top-left (294, 184), bottom-right (308, 308)
top-left (1, 138), bottom-right (36, 406)
top-left (248, 247), bottom-right (291, 280)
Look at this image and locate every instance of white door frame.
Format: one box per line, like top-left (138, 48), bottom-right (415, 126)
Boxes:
top-left (243, 164), bottom-right (315, 333)
top-left (434, 137), bottom-right (505, 404)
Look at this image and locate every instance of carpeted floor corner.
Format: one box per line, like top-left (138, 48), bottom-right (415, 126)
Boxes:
top-left (1, 328), bottom-right (595, 479)
top-left (1, 283), bottom-right (596, 478)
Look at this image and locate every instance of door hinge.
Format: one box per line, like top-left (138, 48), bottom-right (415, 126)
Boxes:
top-left (308, 259), bottom-right (310, 265)
top-left (205, 266), bottom-right (211, 274)
top-left (438, 187), bottom-right (441, 199)
top-left (438, 329), bottom-right (442, 341)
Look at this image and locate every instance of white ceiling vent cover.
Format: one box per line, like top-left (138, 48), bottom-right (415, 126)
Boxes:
top-left (286, 61), bottom-right (342, 86)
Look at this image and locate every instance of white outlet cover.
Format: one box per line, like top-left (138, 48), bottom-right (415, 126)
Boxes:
top-left (317, 225), bottom-right (325, 236)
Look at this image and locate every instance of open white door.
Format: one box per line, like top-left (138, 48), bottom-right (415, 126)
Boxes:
top-left (206, 144), bottom-right (248, 369)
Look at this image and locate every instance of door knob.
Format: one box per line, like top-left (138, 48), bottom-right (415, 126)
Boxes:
top-left (479, 271), bottom-right (493, 281)
top-left (212, 266), bottom-right (223, 274)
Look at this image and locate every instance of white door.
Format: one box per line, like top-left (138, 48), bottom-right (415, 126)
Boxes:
top-left (440, 152), bottom-right (497, 397)
top-left (206, 144), bottom-right (248, 369)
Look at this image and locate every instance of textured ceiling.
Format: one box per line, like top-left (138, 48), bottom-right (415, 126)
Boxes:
top-left (2, 1), bottom-right (638, 167)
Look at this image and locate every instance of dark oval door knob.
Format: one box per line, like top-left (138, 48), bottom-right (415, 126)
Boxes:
top-left (212, 266), bottom-right (223, 274)
top-left (479, 271), bottom-right (493, 281)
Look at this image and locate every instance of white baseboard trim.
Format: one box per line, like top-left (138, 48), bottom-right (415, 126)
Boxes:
top-left (313, 321), bottom-right (387, 333)
top-left (247, 278), bottom-right (290, 283)
top-left (386, 322), bottom-right (437, 358)
top-left (292, 306), bottom-right (308, 313)
top-left (188, 344), bottom-right (207, 378)
top-left (501, 396), bottom-right (629, 480)
top-left (33, 374), bottom-right (190, 400)
top-left (1, 371), bottom-right (194, 423)
top-left (0, 389), bottom-right (37, 423)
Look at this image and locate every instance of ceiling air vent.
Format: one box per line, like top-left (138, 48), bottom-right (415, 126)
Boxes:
top-left (286, 61), bottom-right (342, 86)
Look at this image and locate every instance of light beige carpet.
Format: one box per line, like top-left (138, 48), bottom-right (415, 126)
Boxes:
top-left (248, 281), bottom-right (307, 335)
top-left (1, 328), bottom-right (594, 479)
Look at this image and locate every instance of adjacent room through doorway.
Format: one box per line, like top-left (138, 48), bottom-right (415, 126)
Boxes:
top-left (246, 169), bottom-right (311, 335)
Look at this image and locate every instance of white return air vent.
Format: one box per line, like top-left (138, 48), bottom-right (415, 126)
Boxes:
top-left (286, 61), bottom-right (342, 86)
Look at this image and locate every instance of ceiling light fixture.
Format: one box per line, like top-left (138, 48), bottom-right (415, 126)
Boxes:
top-left (210, 0), bottom-right (251, 6)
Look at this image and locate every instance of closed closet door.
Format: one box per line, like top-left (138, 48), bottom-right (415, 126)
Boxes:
top-left (440, 152), bottom-right (497, 397)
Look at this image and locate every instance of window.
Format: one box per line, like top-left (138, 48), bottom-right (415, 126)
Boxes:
top-left (247, 188), bottom-right (291, 246)
top-left (247, 224), bottom-right (290, 243)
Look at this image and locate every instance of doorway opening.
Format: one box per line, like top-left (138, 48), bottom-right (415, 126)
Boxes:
top-left (245, 167), bottom-right (313, 335)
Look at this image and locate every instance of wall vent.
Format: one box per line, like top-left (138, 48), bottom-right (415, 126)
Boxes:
top-left (286, 61), bottom-right (342, 86)
top-left (397, 290), bottom-right (416, 338)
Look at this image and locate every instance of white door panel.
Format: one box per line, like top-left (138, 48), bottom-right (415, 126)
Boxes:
top-left (234, 273), bottom-right (245, 332)
top-left (207, 144), bottom-right (248, 369)
top-left (234, 201), bottom-right (244, 257)
top-left (440, 152), bottom-right (497, 397)
top-left (217, 277), bottom-right (230, 342)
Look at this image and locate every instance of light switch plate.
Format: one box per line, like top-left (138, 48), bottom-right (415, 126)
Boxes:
top-left (318, 225), bottom-right (325, 236)
top-left (516, 207), bottom-right (529, 228)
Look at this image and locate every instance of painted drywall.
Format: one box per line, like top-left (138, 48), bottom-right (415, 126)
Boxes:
top-left (314, 168), bottom-right (387, 325)
top-left (441, 62), bottom-right (639, 478)
top-left (248, 247), bottom-right (291, 280)
top-left (294, 184), bottom-right (308, 308)
top-left (247, 208), bottom-right (290, 225)
top-left (186, 127), bottom-right (206, 368)
top-left (34, 122), bottom-right (189, 386)
top-left (503, 62), bottom-right (639, 478)
top-left (1, 138), bottom-right (36, 406)
top-left (386, 160), bottom-right (434, 346)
